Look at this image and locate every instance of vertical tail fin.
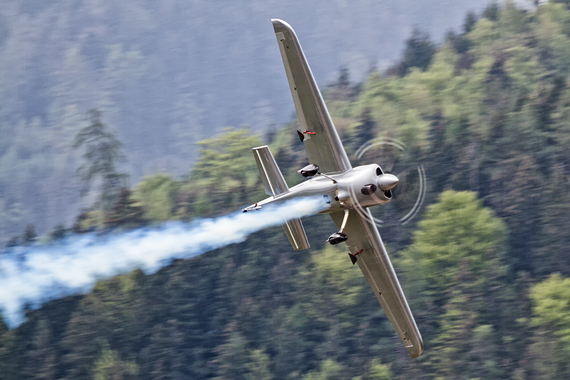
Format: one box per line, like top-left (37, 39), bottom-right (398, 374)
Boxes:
top-left (252, 146), bottom-right (310, 250)
top-left (253, 146), bottom-right (289, 197)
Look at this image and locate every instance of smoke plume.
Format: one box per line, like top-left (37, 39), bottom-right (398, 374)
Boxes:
top-left (0, 197), bottom-right (327, 328)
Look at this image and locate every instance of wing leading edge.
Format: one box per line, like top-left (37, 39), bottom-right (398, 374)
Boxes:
top-left (272, 19), bottom-right (352, 175)
top-left (330, 209), bottom-right (424, 359)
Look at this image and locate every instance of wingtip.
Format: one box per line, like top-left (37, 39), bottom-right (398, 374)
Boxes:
top-left (407, 340), bottom-right (424, 359)
top-left (271, 19), bottom-right (294, 34)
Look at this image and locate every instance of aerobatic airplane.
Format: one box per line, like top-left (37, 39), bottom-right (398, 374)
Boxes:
top-left (243, 19), bottom-right (423, 358)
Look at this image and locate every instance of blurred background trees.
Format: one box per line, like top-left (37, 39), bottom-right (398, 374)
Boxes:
top-left (0, 0), bottom-right (493, 242)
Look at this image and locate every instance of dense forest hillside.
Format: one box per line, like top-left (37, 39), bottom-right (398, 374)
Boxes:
top-left (0, 0), bottom-right (491, 241)
top-left (3, 1), bottom-right (570, 379)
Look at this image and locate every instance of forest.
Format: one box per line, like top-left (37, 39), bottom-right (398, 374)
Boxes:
top-left (0, 0), bottom-right (491, 242)
top-left (2, 1), bottom-right (570, 379)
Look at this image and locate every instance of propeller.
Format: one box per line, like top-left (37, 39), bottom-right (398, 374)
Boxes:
top-left (352, 137), bottom-right (426, 227)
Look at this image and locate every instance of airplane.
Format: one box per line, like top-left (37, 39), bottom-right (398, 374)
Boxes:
top-left (243, 19), bottom-right (423, 359)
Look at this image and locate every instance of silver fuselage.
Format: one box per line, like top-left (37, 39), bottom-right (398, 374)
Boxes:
top-left (255, 164), bottom-right (392, 213)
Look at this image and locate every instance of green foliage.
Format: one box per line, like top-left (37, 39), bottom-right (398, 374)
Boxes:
top-left (399, 191), bottom-right (509, 379)
top-left (531, 274), bottom-right (570, 352)
top-left (401, 191), bottom-right (507, 297)
top-left (245, 349), bottom-right (273, 380)
top-left (62, 271), bottom-right (146, 380)
top-left (134, 173), bottom-right (178, 221)
top-left (179, 128), bottom-right (264, 217)
top-left (536, 164), bottom-right (570, 276)
top-left (92, 344), bottom-right (139, 380)
top-left (104, 188), bottom-right (146, 229)
top-left (368, 359), bottom-right (393, 380)
top-left (499, 1), bottom-right (527, 34)
top-left (527, 274), bottom-right (570, 378)
top-left (307, 244), bottom-right (365, 309)
top-left (73, 210), bottom-right (104, 233)
top-left (302, 359), bottom-right (345, 380)
top-left (216, 327), bottom-right (250, 380)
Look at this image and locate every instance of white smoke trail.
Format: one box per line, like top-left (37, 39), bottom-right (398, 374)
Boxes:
top-left (0, 196), bottom-right (328, 328)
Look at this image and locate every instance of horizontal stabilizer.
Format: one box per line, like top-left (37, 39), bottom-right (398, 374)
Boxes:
top-left (253, 146), bottom-right (289, 197)
top-left (283, 218), bottom-right (310, 251)
top-left (253, 145), bottom-right (310, 250)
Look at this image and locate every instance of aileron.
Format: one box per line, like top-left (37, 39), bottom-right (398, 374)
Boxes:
top-left (272, 19), bottom-right (351, 174)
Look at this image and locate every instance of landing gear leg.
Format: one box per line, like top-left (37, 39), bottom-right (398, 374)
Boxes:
top-left (327, 209), bottom-right (349, 245)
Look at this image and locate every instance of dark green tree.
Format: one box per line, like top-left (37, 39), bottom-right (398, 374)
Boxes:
top-left (463, 11), bottom-right (478, 33)
top-left (482, 2), bottom-right (500, 21)
top-left (74, 109), bottom-right (127, 213)
top-left (395, 27), bottom-right (436, 76)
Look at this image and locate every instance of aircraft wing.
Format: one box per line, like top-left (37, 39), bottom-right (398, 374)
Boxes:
top-left (330, 209), bottom-right (424, 358)
top-left (272, 19), bottom-right (352, 175)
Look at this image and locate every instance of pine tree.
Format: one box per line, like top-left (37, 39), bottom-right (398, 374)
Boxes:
top-left (74, 109), bottom-right (127, 214)
top-left (395, 28), bottom-right (436, 76)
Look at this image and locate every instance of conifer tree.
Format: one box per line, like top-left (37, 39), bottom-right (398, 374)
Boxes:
top-left (395, 28), bottom-right (436, 76)
top-left (74, 109), bottom-right (127, 214)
